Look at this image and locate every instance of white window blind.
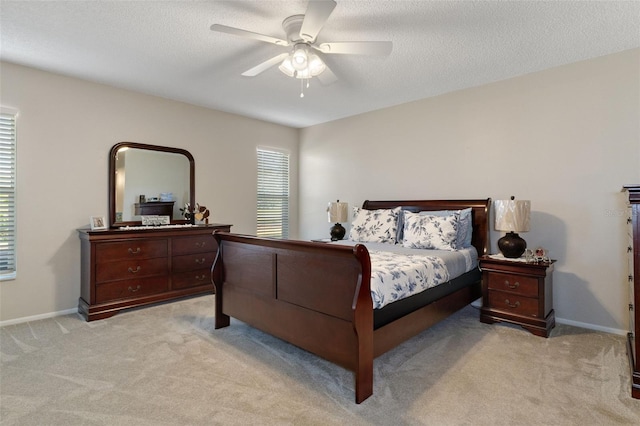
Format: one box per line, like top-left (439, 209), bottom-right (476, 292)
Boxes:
top-left (257, 148), bottom-right (289, 239)
top-left (0, 109), bottom-right (17, 280)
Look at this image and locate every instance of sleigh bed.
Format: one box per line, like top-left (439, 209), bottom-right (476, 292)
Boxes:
top-left (211, 199), bottom-right (490, 403)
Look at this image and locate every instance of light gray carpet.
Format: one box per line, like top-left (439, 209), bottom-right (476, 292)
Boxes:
top-left (1, 295), bottom-right (639, 425)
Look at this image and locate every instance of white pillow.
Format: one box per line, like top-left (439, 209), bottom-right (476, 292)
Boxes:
top-left (402, 210), bottom-right (459, 250)
top-left (349, 207), bottom-right (400, 244)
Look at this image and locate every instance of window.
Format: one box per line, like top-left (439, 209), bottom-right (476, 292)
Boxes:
top-left (0, 108), bottom-right (17, 280)
top-left (257, 148), bottom-right (289, 239)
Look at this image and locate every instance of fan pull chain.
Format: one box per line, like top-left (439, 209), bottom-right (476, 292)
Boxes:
top-left (299, 79), bottom-right (311, 98)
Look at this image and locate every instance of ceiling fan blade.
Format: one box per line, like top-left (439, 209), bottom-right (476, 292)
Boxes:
top-left (211, 24), bottom-right (289, 46)
top-left (300, 0), bottom-right (337, 43)
top-left (317, 65), bottom-right (338, 85)
top-left (317, 41), bottom-right (393, 56)
top-left (241, 53), bottom-right (289, 77)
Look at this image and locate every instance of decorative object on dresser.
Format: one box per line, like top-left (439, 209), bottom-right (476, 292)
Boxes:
top-left (494, 196), bottom-right (531, 258)
top-left (78, 224), bottom-right (231, 321)
top-left (479, 256), bottom-right (555, 337)
top-left (327, 199), bottom-right (348, 240)
top-left (212, 198), bottom-right (491, 403)
top-left (623, 185), bottom-right (640, 399)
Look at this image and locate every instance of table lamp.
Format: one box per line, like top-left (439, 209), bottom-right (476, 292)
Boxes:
top-left (327, 200), bottom-right (348, 241)
top-left (494, 196), bottom-right (531, 258)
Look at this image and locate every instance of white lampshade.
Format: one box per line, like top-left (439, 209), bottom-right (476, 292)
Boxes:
top-left (327, 200), bottom-right (348, 223)
top-left (494, 198), bottom-right (531, 233)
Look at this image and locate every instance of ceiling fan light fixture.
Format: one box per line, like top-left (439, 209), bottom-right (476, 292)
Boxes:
top-left (307, 53), bottom-right (326, 76)
top-left (279, 50), bottom-right (326, 80)
top-left (292, 44), bottom-right (309, 71)
top-left (278, 57), bottom-right (296, 77)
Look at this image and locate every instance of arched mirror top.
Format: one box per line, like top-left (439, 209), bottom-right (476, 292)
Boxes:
top-left (108, 142), bottom-right (195, 228)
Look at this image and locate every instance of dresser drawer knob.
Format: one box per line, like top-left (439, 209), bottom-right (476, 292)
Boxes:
top-left (128, 266), bottom-right (142, 274)
top-left (128, 285), bottom-right (141, 293)
top-left (195, 274), bottom-right (206, 281)
top-left (504, 280), bottom-right (519, 289)
top-left (505, 299), bottom-right (520, 309)
top-left (195, 241), bottom-right (207, 248)
top-left (195, 257), bottom-right (206, 264)
top-left (128, 247), bottom-right (141, 254)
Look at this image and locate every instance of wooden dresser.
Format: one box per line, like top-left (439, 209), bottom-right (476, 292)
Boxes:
top-left (623, 185), bottom-right (640, 399)
top-left (78, 224), bottom-right (231, 321)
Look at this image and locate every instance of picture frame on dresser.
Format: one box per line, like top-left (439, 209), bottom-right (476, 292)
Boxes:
top-left (90, 216), bottom-right (107, 231)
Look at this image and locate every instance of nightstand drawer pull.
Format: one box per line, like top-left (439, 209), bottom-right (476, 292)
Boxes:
top-left (128, 285), bottom-right (141, 293)
top-left (504, 299), bottom-right (520, 309)
top-left (128, 247), bottom-right (141, 254)
top-left (504, 280), bottom-right (520, 289)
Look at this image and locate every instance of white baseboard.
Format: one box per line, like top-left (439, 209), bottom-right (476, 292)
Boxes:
top-left (0, 307), bottom-right (79, 327)
top-left (470, 297), bottom-right (627, 337)
top-left (0, 305), bottom-right (630, 337)
top-left (555, 317), bottom-right (628, 337)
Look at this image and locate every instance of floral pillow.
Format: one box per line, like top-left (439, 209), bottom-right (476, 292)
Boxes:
top-left (402, 210), bottom-right (459, 250)
top-left (349, 207), bottom-right (401, 244)
top-left (421, 207), bottom-right (473, 248)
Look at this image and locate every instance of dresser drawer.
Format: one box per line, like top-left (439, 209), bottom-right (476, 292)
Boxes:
top-left (487, 290), bottom-right (539, 318)
top-left (95, 276), bottom-right (169, 304)
top-left (96, 258), bottom-right (168, 283)
top-left (487, 272), bottom-right (538, 297)
top-left (96, 239), bottom-right (167, 262)
top-left (172, 268), bottom-right (211, 290)
top-left (172, 252), bottom-right (216, 273)
top-left (172, 235), bottom-right (215, 255)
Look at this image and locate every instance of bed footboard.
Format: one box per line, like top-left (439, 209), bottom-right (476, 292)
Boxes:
top-left (211, 232), bottom-right (373, 403)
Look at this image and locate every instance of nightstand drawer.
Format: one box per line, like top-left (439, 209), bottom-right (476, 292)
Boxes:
top-left (487, 272), bottom-right (538, 297)
top-left (487, 290), bottom-right (539, 317)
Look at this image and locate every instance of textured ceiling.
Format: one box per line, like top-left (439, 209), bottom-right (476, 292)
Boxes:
top-left (1, 1), bottom-right (638, 128)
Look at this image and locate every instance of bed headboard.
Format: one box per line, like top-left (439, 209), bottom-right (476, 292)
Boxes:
top-left (361, 199), bottom-right (491, 256)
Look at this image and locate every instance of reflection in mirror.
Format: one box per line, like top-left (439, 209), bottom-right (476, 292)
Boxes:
top-left (109, 142), bottom-right (195, 228)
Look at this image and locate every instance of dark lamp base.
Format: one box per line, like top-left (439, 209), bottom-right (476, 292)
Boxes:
top-left (330, 223), bottom-right (346, 241)
top-left (498, 232), bottom-right (527, 258)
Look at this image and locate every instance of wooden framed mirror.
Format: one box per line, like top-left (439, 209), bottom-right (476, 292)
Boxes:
top-left (108, 142), bottom-right (195, 228)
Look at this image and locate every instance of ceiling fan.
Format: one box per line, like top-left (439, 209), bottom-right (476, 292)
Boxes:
top-left (210, 0), bottom-right (392, 96)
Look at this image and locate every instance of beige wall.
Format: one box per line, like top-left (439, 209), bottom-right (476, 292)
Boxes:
top-left (2, 48), bottom-right (639, 333)
top-left (0, 61), bottom-right (298, 322)
top-left (299, 48), bottom-right (640, 334)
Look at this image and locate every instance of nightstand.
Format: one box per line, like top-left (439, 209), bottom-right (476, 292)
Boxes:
top-left (479, 256), bottom-right (555, 337)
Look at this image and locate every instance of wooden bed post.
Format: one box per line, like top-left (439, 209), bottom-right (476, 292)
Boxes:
top-left (352, 244), bottom-right (374, 403)
top-left (211, 232), bottom-right (230, 329)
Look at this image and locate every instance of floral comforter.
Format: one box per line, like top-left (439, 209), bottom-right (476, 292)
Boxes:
top-left (369, 250), bottom-right (451, 309)
top-left (331, 240), bottom-right (477, 309)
